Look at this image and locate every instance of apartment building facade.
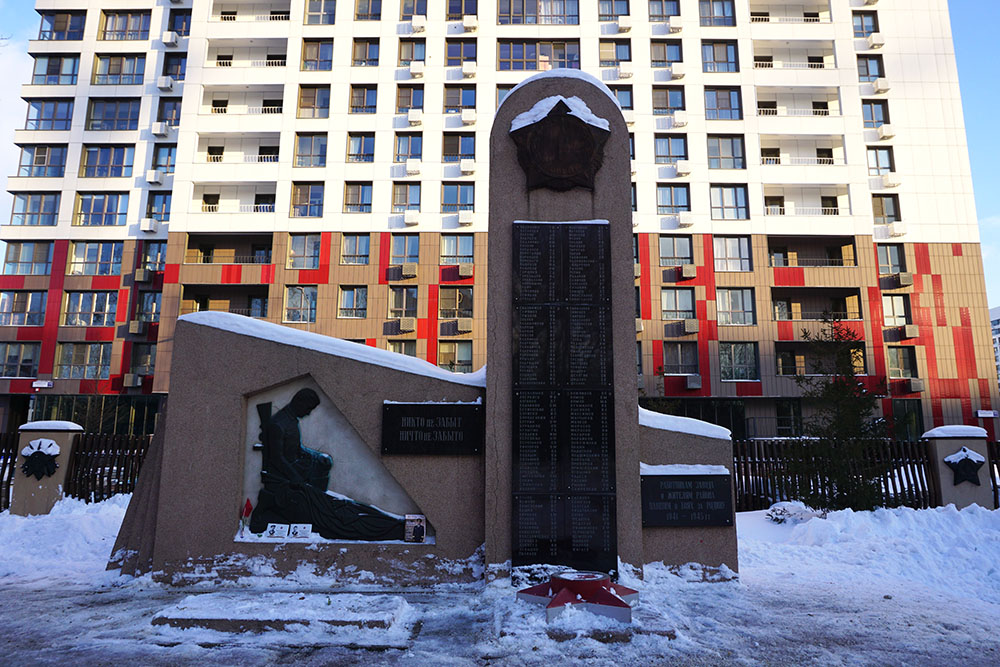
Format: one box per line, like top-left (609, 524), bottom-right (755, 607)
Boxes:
top-left (4, 0), bottom-right (997, 439)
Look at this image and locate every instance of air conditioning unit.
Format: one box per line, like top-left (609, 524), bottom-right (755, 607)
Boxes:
top-left (409, 60), bottom-right (425, 77)
top-left (617, 15), bottom-right (632, 32)
top-left (902, 324), bottom-right (919, 339)
top-left (671, 110), bottom-right (688, 127)
top-left (461, 108), bottom-right (476, 125)
top-left (161, 31), bottom-right (178, 46)
top-left (398, 317), bottom-right (417, 332)
top-left (457, 318), bottom-right (473, 332)
top-left (145, 169), bottom-right (163, 184)
top-left (407, 108), bottom-right (422, 126)
top-left (879, 173), bottom-right (900, 189)
top-left (405, 158), bottom-right (421, 175)
top-left (686, 374), bottom-right (702, 390)
top-left (683, 319), bottom-right (699, 334)
top-left (635, 318), bottom-right (643, 333)
top-left (157, 76), bottom-right (174, 91)
top-left (128, 320), bottom-right (147, 335)
top-left (458, 263), bottom-right (474, 278)
top-left (873, 77), bottom-right (890, 93)
top-left (152, 122), bottom-right (169, 136)
top-left (677, 211), bottom-right (694, 228)
top-left (462, 15), bottom-right (478, 31)
top-left (460, 158), bottom-right (475, 174)
top-left (122, 373), bottom-right (142, 388)
top-left (404, 210), bottom-right (420, 226)
top-left (622, 110), bottom-right (635, 126)
top-left (867, 32), bottom-right (885, 49)
top-left (168, 0), bottom-right (183, 4)
top-left (668, 15), bottom-right (682, 32)
top-left (877, 123), bottom-right (895, 139)
top-left (401, 262), bottom-right (418, 277)
top-left (681, 263), bottom-right (697, 279)
top-left (411, 14), bottom-right (427, 32)
top-left (674, 159), bottom-right (691, 176)
top-left (669, 62), bottom-right (685, 79)
top-left (633, 263), bottom-right (641, 278)
top-left (617, 61), bottom-right (633, 78)
top-left (461, 61), bottom-right (477, 78)
top-left (134, 268), bottom-right (151, 283)
top-left (140, 218), bottom-right (159, 233)
top-left (908, 378), bottom-right (925, 393)
top-left (458, 210), bottom-right (474, 226)
top-left (897, 272), bottom-right (914, 287)
top-left (888, 221), bottom-right (906, 237)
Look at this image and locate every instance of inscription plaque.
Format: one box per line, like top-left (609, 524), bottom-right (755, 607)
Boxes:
top-left (640, 475), bottom-right (734, 527)
top-left (381, 403), bottom-right (484, 455)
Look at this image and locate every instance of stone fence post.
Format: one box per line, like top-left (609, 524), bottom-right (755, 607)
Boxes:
top-left (10, 420), bottom-right (83, 516)
top-left (922, 426), bottom-right (996, 510)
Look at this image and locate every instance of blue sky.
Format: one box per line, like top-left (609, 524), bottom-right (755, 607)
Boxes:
top-left (0, 1), bottom-right (999, 301)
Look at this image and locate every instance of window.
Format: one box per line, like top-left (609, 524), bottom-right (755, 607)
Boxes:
top-left (304, 0), bottom-right (337, 24)
top-left (56, 342), bottom-right (112, 379)
top-left (26, 99), bottom-right (74, 131)
top-left (853, 11), bottom-right (878, 38)
top-left (402, 0), bottom-right (427, 18)
top-left (439, 341), bottom-right (473, 373)
top-left (392, 183), bottom-right (421, 212)
top-left (298, 85), bottom-right (331, 118)
top-left (0, 343), bottom-right (40, 377)
top-left (877, 244), bottom-right (905, 274)
top-left (440, 286), bottom-right (473, 318)
top-left (39, 12), bottom-right (85, 40)
top-left (342, 234), bottom-right (370, 265)
top-left (652, 87), bottom-right (684, 115)
top-left (444, 85), bottom-right (476, 112)
top-left (659, 236), bottom-right (692, 266)
top-left (446, 39), bottom-right (477, 66)
top-left (873, 194), bottom-right (900, 224)
top-left (661, 288), bottom-right (694, 319)
top-left (862, 100), bottom-right (889, 128)
top-left (498, 40), bottom-right (580, 70)
top-left (448, 0), bottom-right (478, 19)
top-left (64, 291), bottom-right (117, 326)
top-left (4, 242), bottom-right (52, 275)
top-left (391, 234), bottom-right (419, 264)
top-left (599, 40), bottom-right (631, 66)
top-left (350, 85), bottom-right (377, 113)
top-left (80, 145), bottom-right (134, 178)
top-left (344, 182), bottom-right (373, 213)
top-left (710, 185), bottom-right (749, 220)
top-left (631, 183), bottom-right (637, 212)
top-left (32, 54), bottom-right (79, 85)
top-left (285, 286), bottom-right (317, 322)
top-left (775, 400), bottom-right (802, 437)
top-left (143, 242), bottom-right (166, 271)
top-left (498, 0), bottom-right (579, 25)
top-left (395, 133), bottom-right (423, 161)
top-left (714, 237), bottom-right (751, 271)
top-left (131, 343), bottom-right (157, 375)
top-left (887, 347), bottom-right (917, 379)
top-left (598, 0), bottom-right (628, 20)
top-left (355, 0), bottom-right (382, 20)
top-left (720, 342), bottom-right (758, 381)
top-left (169, 9), bottom-right (192, 35)
top-left (858, 55), bottom-right (884, 82)
top-left (883, 294), bottom-right (911, 327)
top-left (611, 86), bottom-right (633, 110)
top-left (0, 292), bottom-right (47, 326)
top-left (10, 193), bottom-right (60, 226)
top-left (146, 192), bottom-right (171, 222)
top-left (441, 234), bottom-right (474, 263)
top-left (892, 399), bottom-right (924, 441)
top-left (74, 193), bottom-right (127, 226)
top-left (629, 134), bottom-right (635, 160)
top-left (86, 98), bottom-right (140, 131)
top-left (650, 40), bottom-right (682, 67)
top-left (138, 291), bottom-right (161, 323)
top-left (100, 11), bottom-right (150, 40)
top-left (717, 288), bottom-right (754, 325)
top-left (662, 341), bottom-right (698, 375)
top-left (291, 183), bottom-right (324, 217)
top-left (399, 39), bottom-right (425, 65)
top-left (656, 185), bottom-right (690, 214)
top-left (705, 88), bottom-right (742, 120)
top-left (18, 146), bottom-right (67, 177)
top-left (707, 136), bottom-right (745, 169)
top-left (443, 134), bottom-right (475, 161)
top-left (353, 38), bottom-right (379, 66)
top-left (396, 85), bottom-right (424, 113)
top-left (69, 242), bottom-right (122, 275)
top-left (700, 0), bottom-right (735, 26)
top-left (163, 53), bottom-right (186, 80)
top-left (293, 134), bottom-right (326, 168)
top-left (442, 183), bottom-right (475, 212)
top-left (289, 234), bottom-right (321, 269)
top-left (389, 287), bottom-right (418, 318)
top-left (152, 144), bottom-right (177, 173)
top-left (302, 39), bottom-right (334, 70)
top-left (648, 0), bottom-right (680, 21)
top-left (340, 286), bottom-right (368, 318)
top-left (389, 340), bottom-right (416, 356)
top-left (867, 146), bottom-right (894, 175)
top-left (702, 41), bottom-right (738, 72)
top-left (497, 85), bottom-right (513, 107)
top-left (347, 133), bottom-right (375, 162)
top-left (158, 98), bottom-right (182, 126)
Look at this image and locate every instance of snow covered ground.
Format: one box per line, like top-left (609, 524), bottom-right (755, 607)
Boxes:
top-left (1, 496), bottom-right (999, 666)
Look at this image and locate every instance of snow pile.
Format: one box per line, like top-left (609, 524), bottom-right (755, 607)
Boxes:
top-left (640, 463), bottom-right (729, 476)
top-left (764, 501), bottom-right (826, 525)
top-left (510, 95), bottom-right (609, 132)
top-left (922, 425), bottom-right (988, 439)
top-left (638, 406), bottom-right (732, 440)
top-left (19, 420), bottom-right (83, 431)
top-left (943, 446), bottom-right (986, 463)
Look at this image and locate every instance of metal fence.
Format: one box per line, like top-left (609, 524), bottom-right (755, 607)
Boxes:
top-left (63, 433), bottom-right (152, 503)
top-left (0, 432), bottom-right (18, 512)
top-left (989, 441), bottom-right (1000, 510)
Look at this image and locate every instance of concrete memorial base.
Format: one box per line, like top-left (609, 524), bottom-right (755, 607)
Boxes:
top-left (10, 421), bottom-right (82, 517)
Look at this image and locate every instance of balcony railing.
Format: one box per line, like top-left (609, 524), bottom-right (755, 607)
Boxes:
top-left (498, 13), bottom-right (580, 24)
top-left (211, 59), bottom-right (286, 68)
top-left (180, 306), bottom-right (268, 317)
top-left (204, 105), bottom-right (283, 115)
top-left (757, 107), bottom-right (836, 117)
top-left (198, 203), bottom-right (276, 213)
top-left (770, 257), bottom-right (856, 268)
top-left (761, 157), bottom-right (839, 166)
top-left (186, 254), bottom-right (272, 265)
top-left (339, 307), bottom-right (367, 318)
top-left (754, 60), bottom-right (830, 70)
top-left (211, 13), bottom-right (290, 21)
top-left (750, 16), bottom-right (830, 24)
top-left (440, 308), bottom-right (474, 319)
top-left (764, 206), bottom-right (844, 216)
top-left (774, 311), bottom-right (860, 321)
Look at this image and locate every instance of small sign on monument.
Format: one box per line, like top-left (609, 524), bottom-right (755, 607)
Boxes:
top-left (382, 403), bottom-right (484, 455)
top-left (404, 514), bottom-right (426, 542)
top-left (640, 465), bottom-right (733, 527)
top-left (265, 523), bottom-right (290, 539)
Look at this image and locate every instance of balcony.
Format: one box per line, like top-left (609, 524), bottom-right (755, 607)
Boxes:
top-left (768, 236), bottom-right (858, 270)
top-left (191, 184), bottom-right (278, 229)
top-left (180, 286), bottom-right (270, 316)
top-left (752, 41), bottom-right (838, 86)
top-left (204, 39), bottom-right (288, 84)
top-left (192, 133), bottom-right (280, 181)
top-left (183, 233), bottom-right (272, 265)
top-left (771, 288), bottom-right (863, 325)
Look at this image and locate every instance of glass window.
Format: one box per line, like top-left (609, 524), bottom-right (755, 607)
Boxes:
top-left (10, 193), bottom-right (60, 226)
top-left (441, 234), bottom-right (474, 263)
top-left (131, 343), bottom-right (157, 375)
top-left (291, 183), bottom-right (324, 217)
top-left (353, 38), bottom-right (380, 66)
top-left (25, 99), bottom-right (73, 130)
top-left (74, 192), bottom-right (127, 226)
top-left (152, 144), bottom-right (177, 173)
top-left (862, 100), bottom-right (889, 128)
top-left (4, 242), bottom-right (53, 275)
top-left (39, 12), bottom-right (86, 40)
top-left (661, 288), bottom-right (694, 319)
top-left (347, 133), bottom-right (375, 162)
top-left (700, 0), bottom-right (735, 26)
top-left (702, 41), bottom-right (738, 72)
top-left (659, 236), bottom-right (692, 266)
top-left (285, 286), bottom-right (317, 322)
top-left (883, 294), bottom-right (911, 327)
top-left (707, 136), bottom-right (745, 169)
top-left (598, 0), bottom-right (629, 20)
top-left (652, 86), bottom-right (684, 115)
top-left (64, 291), bottom-right (117, 326)
top-left (100, 11), bottom-right (151, 40)
top-left (298, 85), bottom-right (331, 118)
top-left (447, 0), bottom-right (478, 20)
top-left (389, 286), bottom-right (418, 318)
top-left (717, 288), bottom-right (754, 325)
top-left (662, 341), bottom-right (698, 374)
top-left (304, 0), bottom-right (337, 24)
top-left (872, 194), bottom-right (900, 224)
top-left (146, 192), bottom-right (171, 221)
top-left (446, 39), bottom-right (477, 66)
top-left (710, 185), bottom-right (749, 220)
top-left (720, 342), bottom-right (758, 381)
top-left (350, 85), bottom-right (377, 113)
top-left (392, 183), bottom-right (421, 212)
top-left (158, 98), bottom-right (182, 126)
top-left (705, 88), bottom-right (742, 120)
top-left (887, 347), bottom-right (917, 379)
top-left (867, 146), bottom-right (894, 175)
top-left (444, 85), bottom-right (476, 112)
top-left (86, 98), bottom-right (140, 130)
top-left (391, 234), bottom-right (419, 264)
top-left (355, 0), bottom-right (382, 20)
top-left (388, 340), bottom-right (416, 356)
top-left (32, 54), bottom-right (79, 85)
top-left (69, 242), bottom-right (122, 275)
top-left (395, 133), bottom-right (423, 161)
top-left (611, 86), bottom-right (633, 110)
top-left (402, 0), bottom-right (427, 18)
top-left (443, 134), bottom-right (475, 161)
top-left (853, 11), bottom-right (879, 37)
top-left (648, 0), bottom-right (679, 21)
top-left (498, 40), bottom-right (580, 70)
top-left (497, 85), bottom-right (513, 107)
top-left (0, 343), bottom-right (41, 377)
top-left (599, 40), bottom-right (631, 66)
top-left (295, 134), bottom-right (327, 167)
top-left (143, 242), bottom-right (166, 271)
top-left (138, 291), bottom-right (161, 322)
top-left (163, 53), bottom-right (186, 80)
top-left (302, 39), bottom-right (334, 70)
top-left (289, 234), bottom-right (322, 269)
top-left (442, 183), bottom-right (475, 212)
top-left (440, 286), bottom-right (473, 318)
top-left (656, 185), bottom-right (690, 214)
top-left (637, 341), bottom-right (643, 375)
top-left (498, 0), bottom-right (579, 25)
top-left (439, 341), bottom-right (473, 373)
top-left (650, 40), bottom-right (682, 67)
top-left (397, 85), bottom-right (424, 113)
top-left (0, 292), bottom-right (47, 326)
top-left (714, 236), bottom-right (751, 271)
top-left (55, 342), bottom-right (111, 379)
top-left (344, 183), bottom-right (373, 213)
top-left (399, 39), bottom-right (425, 65)
top-left (18, 146), bottom-right (67, 177)
top-left (169, 9), bottom-right (192, 35)
top-left (80, 145), bottom-right (134, 177)
top-left (858, 55), bottom-right (884, 82)
top-left (877, 245), bottom-right (905, 274)
top-left (339, 286), bottom-right (368, 318)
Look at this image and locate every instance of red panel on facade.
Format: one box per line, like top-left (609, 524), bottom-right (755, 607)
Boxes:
top-left (914, 244), bottom-right (931, 275)
top-left (163, 263), bottom-right (180, 284)
top-left (639, 233), bottom-right (652, 320)
top-left (90, 275), bottom-right (120, 290)
top-left (0, 276), bottom-right (25, 289)
top-left (8, 379), bottom-right (34, 393)
top-left (366, 338), bottom-right (376, 347)
top-left (297, 232), bottom-right (331, 284)
top-left (16, 327), bottom-right (44, 341)
top-left (439, 266), bottom-right (473, 283)
top-left (931, 275), bottom-right (946, 327)
top-left (85, 327), bottom-right (115, 341)
top-left (378, 232), bottom-right (391, 285)
top-left (260, 264), bottom-right (275, 284)
top-left (698, 236), bottom-right (716, 293)
top-left (736, 382), bottom-right (763, 397)
top-left (952, 243), bottom-right (963, 256)
top-left (777, 321), bottom-right (794, 341)
top-left (221, 265), bottom-right (243, 284)
top-left (425, 284), bottom-right (439, 365)
top-left (772, 267), bottom-right (805, 287)
top-left (662, 376), bottom-right (688, 394)
top-left (652, 339), bottom-right (664, 392)
top-left (866, 286), bottom-right (887, 379)
top-left (116, 288), bottom-right (129, 323)
top-left (38, 241), bottom-right (69, 376)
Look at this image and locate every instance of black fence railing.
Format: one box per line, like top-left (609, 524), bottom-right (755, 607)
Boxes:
top-left (63, 433), bottom-right (152, 503)
top-left (0, 432), bottom-right (18, 511)
top-left (989, 441), bottom-right (999, 510)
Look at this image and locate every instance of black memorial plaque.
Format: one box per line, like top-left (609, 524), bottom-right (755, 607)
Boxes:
top-left (640, 475), bottom-right (734, 527)
top-left (511, 222), bottom-right (617, 573)
top-left (381, 403), bottom-right (484, 455)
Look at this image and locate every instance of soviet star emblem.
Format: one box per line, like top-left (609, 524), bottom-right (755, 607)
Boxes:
top-left (510, 96), bottom-right (611, 192)
top-left (943, 446), bottom-right (985, 486)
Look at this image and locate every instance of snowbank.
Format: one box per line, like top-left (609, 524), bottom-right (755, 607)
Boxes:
top-left (19, 420), bottom-right (83, 431)
top-left (638, 406), bottom-right (732, 440)
top-left (922, 425), bottom-right (988, 439)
